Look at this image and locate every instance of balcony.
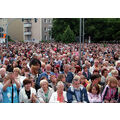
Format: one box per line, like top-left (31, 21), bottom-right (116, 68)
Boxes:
top-left (24, 39), bottom-right (32, 42)
top-left (24, 31), bottom-right (32, 35)
top-left (24, 23), bottom-right (32, 27)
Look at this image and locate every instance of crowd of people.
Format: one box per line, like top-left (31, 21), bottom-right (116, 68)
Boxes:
top-left (0, 42), bottom-right (120, 103)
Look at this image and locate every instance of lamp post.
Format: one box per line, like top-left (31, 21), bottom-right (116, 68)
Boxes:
top-left (82, 18), bottom-right (84, 51)
top-left (79, 18), bottom-right (82, 66)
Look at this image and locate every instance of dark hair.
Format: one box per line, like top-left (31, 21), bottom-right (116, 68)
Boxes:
top-left (23, 79), bottom-right (32, 86)
top-left (91, 74), bottom-right (101, 82)
top-left (101, 68), bottom-right (108, 76)
top-left (116, 76), bottom-right (120, 81)
top-left (89, 84), bottom-right (100, 95)
top-left (29, 58), bottom-right (41, 67)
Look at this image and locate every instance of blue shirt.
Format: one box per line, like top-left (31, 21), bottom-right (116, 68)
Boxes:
top-left (2, 84), bottom-right (19, 103)
top-left (0, 83), bottom-right (3, 103)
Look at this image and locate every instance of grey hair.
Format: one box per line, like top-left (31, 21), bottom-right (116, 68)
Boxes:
top-left (56, 81), bottom-right (64, 89)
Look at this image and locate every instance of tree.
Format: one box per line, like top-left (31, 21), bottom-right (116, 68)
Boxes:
top-left (62, 25), bottom-right (75, 43)
top-left (52, 18), bottom-right (79, 42)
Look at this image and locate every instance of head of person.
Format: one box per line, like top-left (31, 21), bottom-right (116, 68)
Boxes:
top-left (23, 79), bottom-right (32, 91)
top-left (56, 81), bottom-right (64, 94)
top-left (108, 76), bottom-right (118, 88)
top-left (115, 60), bottom-right (120, 70)
top-left (31, 65), bottom-right (39, 75)
top-left (75, 65), bottom-right (82, 74)
top-left (80, 75), bottom-right (86, 84)
top-left (3, 72), bottom-right (15, 84)
top-left (72, 78), bottom-right (80, 89)
top-left (70, 66), bottom-right (76, 73)
top-left (45, 64), bottom-right (52, 73)
top-left (94, 59), bottom-right (99, 67)
top-left (111, 70), bottom-right (118, 78)
top-left (93, 69), bottom-right (99, 75)
top-left (13, 67), bottom-right (21, 76)
top-left (101, 68), bottom-right (108, 78)
top-left (57, 74), bottom-right (66, 82)
top-left (82, 64), bottom-right (88, 72)
top-left (50, 75), bottom-right (57, 84)
top-left (53, 67), bottom-right (59, 74)
top-left (29, 58), bottom-right (41, 69)
top-left (89, 84), bottom-right (100, 95)
top-left (0, 68), bottom-right (6, 78)
top-left (4, 59), bottom-right (9, 65)
top-left (64, 64), bottom-right (70, 73)
top-left (40, 79), bottom-right (48, 91)
top-left (91, 74), bottom-right (101, 85)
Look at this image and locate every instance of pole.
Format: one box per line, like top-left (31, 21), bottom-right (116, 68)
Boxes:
top-left (6, 24), bottom-right (8, 48)
top-left (83, 18), bottom-right (84, 51)
top-left (79, 18), bottom-right (82, 66)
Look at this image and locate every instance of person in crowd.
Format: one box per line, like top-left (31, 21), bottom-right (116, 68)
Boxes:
top-left (117, 76), bottom-right (120, 103)
top-left (88, 84), bottom-right (102, 103)
top-left (100, 68), bottom-right (108, 91)
top-left (48, 75), bottom-right (57, 91)
top-left (82, 64), bottom-right (91, 81)
top-left (89, 59), bottom-right (100, 74)
top-left (67, 78), bottom-right (89, 103)
top-left (0, 82), bottom-right (3, 103)
top-left (111, 70), bottom-right (119, 78)
top-left (102, 76), bottom-right (118, 103)
top-left (0, 68), bottom-right (6, 83)
top-left (86, 74), bottom-right (101, 92)
top-left (49, 81), bottom-right (67, 103)
top-left (13, 67), bottom-right (22, 87)
top-left (2, 72), bottom-right (20, 103)
top-left (57, 74), bottom-right (68, 91)
top-left (19, 79), bottom-right (37, 103)
top-left (52, 66), bottom-right (59, 78)
top-left (80, 75), bottom-right (89, 88)
top-left (37, 64), bottom-right (55, 88)
top-left (37, 79), bottom-right (54, 103)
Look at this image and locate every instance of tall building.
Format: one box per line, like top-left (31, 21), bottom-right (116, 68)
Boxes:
top-left (42, 18), bottom-right (53, 41)
top-left (0, 18), bottom-right (53, 43)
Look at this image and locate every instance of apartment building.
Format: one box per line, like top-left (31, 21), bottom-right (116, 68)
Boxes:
top-left (0, 18), bottom-right (53, 43)
top-left (42, 18), bottom-right (53, 41)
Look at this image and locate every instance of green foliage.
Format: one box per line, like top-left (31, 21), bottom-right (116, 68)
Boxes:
top-left (52, 18), bottom-right (79, 42)
top-left (62, 25), bottom-right (75, 43)
top-left (52, 18), bottom-right (120, 43)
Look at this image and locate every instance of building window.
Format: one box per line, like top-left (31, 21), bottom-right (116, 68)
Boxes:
top-left (48, 19), bottom-right (51, 23)
top-left (44, 27), bottom-right (47, 32)
top-left (44, 19), bottom-right (47, 23)
top-left (44, 35), bottom-right (47, 40)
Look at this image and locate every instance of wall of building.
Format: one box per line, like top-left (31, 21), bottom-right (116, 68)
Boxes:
top-left (8, 18), bottom-right (24, 42)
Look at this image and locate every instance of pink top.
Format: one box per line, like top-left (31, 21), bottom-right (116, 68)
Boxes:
top-left (88, 92), bottom-right (102, 103)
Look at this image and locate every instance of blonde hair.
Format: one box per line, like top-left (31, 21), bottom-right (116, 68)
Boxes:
top-left (56, 81), bottom-right (64, 89)
top-left (40, 79), bottom-right (48, 86)
top-left (107, 76), bottom-right (118, 88)
top-left (74, 75), bottom-right (80, 81)
top-left (111, 70), bottom-right (118, 76)
top-left (13, 67), bottom-right (21, 74)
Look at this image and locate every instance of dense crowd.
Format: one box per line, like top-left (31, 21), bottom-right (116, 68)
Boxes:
top-left (0, 42), bottom-right (120, 103)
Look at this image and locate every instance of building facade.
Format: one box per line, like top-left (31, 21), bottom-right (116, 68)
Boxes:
top-left (42, 18), bottom-right (53, 41)
top-left (0, 18), bottom-right (53, 43)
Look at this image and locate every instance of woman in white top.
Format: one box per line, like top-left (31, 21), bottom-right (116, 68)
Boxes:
top-left (37, 79), bottom-right (54, 103)
top-left (49, 81), bottom-right (67, 103)
top-left (19, 79), bottom-right (37, 103)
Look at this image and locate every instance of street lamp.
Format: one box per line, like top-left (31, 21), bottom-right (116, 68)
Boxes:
top-left (79, 18), bottom-right (82, 66)
top-left (82, 18), bottom-right (84, 51)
